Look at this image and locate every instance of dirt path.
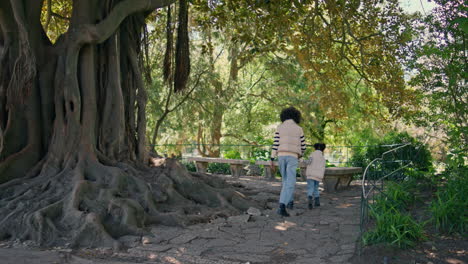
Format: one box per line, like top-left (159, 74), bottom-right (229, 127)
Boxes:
top-left (0, 175), bottom-right (363, 264)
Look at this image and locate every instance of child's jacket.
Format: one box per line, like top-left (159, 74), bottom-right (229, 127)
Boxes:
top-left (305, 150), bottom-right (326, 181)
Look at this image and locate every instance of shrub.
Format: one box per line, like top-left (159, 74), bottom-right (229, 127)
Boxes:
top-left (223, 149), bottom-right (242, 160)
top-left (373, 182), bottom-right (416, 212)
top-left (430, 169), bottom-right (468, 234)
top-left (350, 132), bottom-right (432, 171)
top-left (363, 180), bottom-right (426, 248)
top-left (181, 160), bottom-right (197, 172)
top-left (326, 160), bottom-right (336, 167)
top-left (249, 147), bottom-right (270, 162)
top-left (364, 207), bottom-right (426, 248)
top-left (207, 162), bottom-right (231, 174)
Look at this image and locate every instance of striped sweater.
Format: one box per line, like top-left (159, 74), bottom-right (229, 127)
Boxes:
top-left (271, 119), bottom-right (306, 159)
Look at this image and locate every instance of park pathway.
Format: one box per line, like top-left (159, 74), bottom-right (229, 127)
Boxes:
top-left (0, 175), bottom-right (362, 264)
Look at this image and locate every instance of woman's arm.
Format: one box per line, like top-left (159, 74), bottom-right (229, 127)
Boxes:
top-left (300, 131), bottom-right (306, 158)
top-left (271, 130), bottom-right (279, 160)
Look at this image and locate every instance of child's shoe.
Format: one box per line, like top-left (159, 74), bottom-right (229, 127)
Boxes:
top-left (308, 196), bottom-right (314, 209)
top-left (314, 197), bottom-right (320, 207)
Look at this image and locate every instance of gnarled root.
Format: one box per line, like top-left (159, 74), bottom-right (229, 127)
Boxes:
top-left (0, 158), bottom-right (256, 248)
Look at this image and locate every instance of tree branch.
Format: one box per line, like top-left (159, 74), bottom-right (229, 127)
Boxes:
top-left (247, 70), bottom-right (266, 91)
top-left (222, 133), bottom-right (258, 146)
top-left (247, 92), bottom-right (288, 108)
top-left (168, 69), bottom-right (207, 113)
top-left (151, 70), bottom-right (206, 145)
top-left (51, 12), bottom-right (70, 21)
top-left (188, 96), bottom-right (212, 114)
top-left (75, 0), bottom-right (176, 45)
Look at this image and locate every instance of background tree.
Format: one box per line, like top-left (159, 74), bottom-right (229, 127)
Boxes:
top-left (407, 0), bottom-right (467, 162)
top-left (151, 0), bottom-right (417, 157)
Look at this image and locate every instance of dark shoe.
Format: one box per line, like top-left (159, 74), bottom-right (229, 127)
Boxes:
top-left (286, 201), bottom-right (294, 210)
top-left (314, 197), bottom-right (320, 207)
top-left (277, 203), bottom-right (290, 217)
top-left (308, 196), bottom-right (314, 209)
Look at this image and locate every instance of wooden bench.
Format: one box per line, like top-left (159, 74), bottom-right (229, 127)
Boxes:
top-left (186, 157), bottom-right (250, 177)
top-left (255, 160), bottom-right (362, 192)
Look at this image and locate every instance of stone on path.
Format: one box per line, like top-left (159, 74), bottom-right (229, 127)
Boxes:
top-left (246, 207), bottom-right (262, 216)
top-left (227, 214), bottom-right (251, 224)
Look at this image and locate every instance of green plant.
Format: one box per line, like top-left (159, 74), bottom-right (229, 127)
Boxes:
top-left (363, 180), bottom-right (426, 248)
top-left (249, 137), bottom-right (273, 162)
top-left (373, 182), bottom-right (415, 211)
top-left (249, 147), bottom-right (270, 162)
top-left (181, 160), bottom-right (197, 172)
top-left (403, 169), bottom-right (438, 191)
top-left (207, 163), bottom-right (231, 174)
top-left (223, 149), bottom-right (242, 160)
top-left (364, 207), bottom-right (426, 248)
top-left (430, 169), bottom-right (468, 234)
top-left (351, 132), bottom-right (433, 174)
top-left (325, 160), bottom-right (336, 167)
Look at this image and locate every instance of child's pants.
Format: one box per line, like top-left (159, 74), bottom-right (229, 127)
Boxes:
top-left (306, 179), bottom-right (320, 198)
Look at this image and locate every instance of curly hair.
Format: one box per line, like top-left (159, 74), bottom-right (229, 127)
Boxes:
top-left (280, 106), bottom-right (302, 124)
top-left (313, 143), bottom-right (326, 151)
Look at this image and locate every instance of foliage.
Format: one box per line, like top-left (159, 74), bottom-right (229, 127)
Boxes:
top-left (279, 0), bottom-right (415, 142)
top-left (325, 160), bottom-right (336, 168)
top-left (363, 208), bottom-right (426, 248)
top-left (350, 131), bottom-right (432, 173)
top-left (364, 182), bottom-right (426, 248)
top-left (249, 148), bottom-right (270, 162)
top-left (246, 137), bottom-right (273, 162)
top-left (403, 168), bottom-right (440, 191)
top-left (40, 0), bottom-right (72, 43)
top-left (406, 0), bottom-right (467, 161)
top-left (374, 182), bottom-right (416, 211)
top-left (223, 149), bottom-right (242, 159)
top-left (148, 0), bottom-right (416, 153)
top-left (181, 160), bottom-right (197, 172)
top-left (430, 169), bottom-right (468, 234)
top-left (207, 163), bottom-right (231, 175)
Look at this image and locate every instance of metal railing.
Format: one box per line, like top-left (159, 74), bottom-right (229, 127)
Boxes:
top-left (358, 142), bottom-right (427, 254)
top-left (149, 143), bottom-right (410, 167)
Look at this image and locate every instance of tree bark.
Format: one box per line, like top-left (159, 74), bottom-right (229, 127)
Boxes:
top-left (0, 0), bottom-right (254, 249)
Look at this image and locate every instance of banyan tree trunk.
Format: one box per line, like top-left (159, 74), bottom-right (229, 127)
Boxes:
top-left (0, 0), bottom-right (253, 248)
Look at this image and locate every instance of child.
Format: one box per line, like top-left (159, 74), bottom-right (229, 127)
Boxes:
top-left (305, 143), bottom-right (326, 209)
top-left (271, 107), bottom-right (306, 217)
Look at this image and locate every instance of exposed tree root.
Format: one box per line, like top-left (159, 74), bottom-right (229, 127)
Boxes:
top-left (0, 158), bottom-right (256, 249)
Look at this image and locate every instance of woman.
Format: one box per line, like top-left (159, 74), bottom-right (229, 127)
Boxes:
top-left (271, 107), bottom-right (306, 217)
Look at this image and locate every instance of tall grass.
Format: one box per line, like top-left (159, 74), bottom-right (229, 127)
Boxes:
top-left (364, 207), bottom-right (426, 248)
top-left (430, 170), bottom-right (468, 234)
top-left (364, 181), bottom-right (426, 248)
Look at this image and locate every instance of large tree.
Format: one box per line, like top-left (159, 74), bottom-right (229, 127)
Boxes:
top-left (407, 0), bottom-right (467, 157)
top-left (168, 0), bottom-right (414, 149)
top-left (0, 0), bottom-right (252, 248)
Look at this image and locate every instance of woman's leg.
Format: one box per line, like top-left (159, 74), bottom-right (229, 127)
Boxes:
top-left (278, 156), bottom-right (289, 204)
top-left (285, 156), bottom-right (298, 205)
